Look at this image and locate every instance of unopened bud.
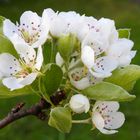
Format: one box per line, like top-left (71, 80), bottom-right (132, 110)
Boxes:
top-left (70, 94), bottom-right (90, 113)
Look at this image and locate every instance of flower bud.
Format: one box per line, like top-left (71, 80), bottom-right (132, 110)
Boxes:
top-left (57, 34), bottom-right (79, 61)
top-left (69, 94), bottom-right (90, 113)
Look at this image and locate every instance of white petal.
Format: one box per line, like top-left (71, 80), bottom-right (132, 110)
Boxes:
top-left (104, 112), bottom-right (125, 130)
top-left (58, 11), bottom-right (81, 35)
top-left (93, 101), bottom-right (120, 113)
top-left (69, 67), bottom-right (91, 90)
top-left (119, 38), bottom-right (134, 50)
top-left (34, 46), bottom-right (43, 70)
top-left (2, 73), bottom-right (37, 91)
top-left (44, 9), bottom-right (67, 37)
top-left (10, 33), bottom-right (26, 46)
top-left (50, 16), bottom-right (68, 37)
top-left (130, 50), bottom-right (136, 59)
top-left (99, 128), bottom-right (118, 135)
top-left (0, 53), bottom-right (21, 77)
top-left (89, 70), bottom-right (112, 78)
top-left (118, 55), bottom-right (132, 67)
top-left (14, 43), bottom-right (36, 64)
top-left (55, 53), bottom-right (64, 67)
top-left (92, 111), bottom-right (105, 131)
top-left (97, 18), bottom-right (118, 43)
top-left (107, 39), bottom-right (134, 67)
top-left (43, 8), bottom-right (57, 22)
top-left (58, 11), bottom-right (80, 20)
top-left (20, 11), bottom-right (41, 28)
top-left (32, 10), bottom-right (50, 48)
top-left (2, 77), bottom-right (24, 91)
top-left (77, 16), bottom-right (97, 41)
top-left (81, 46), bottom-right (95, 68)
top-left (93, 56), bottom-right (118, 75)
top-left (70, 76), bottom-right (91, 90)
top-left (19, 72), bottom-right (38, 85)
top-left (82, 31), bottom-right (107, 56)
top-left (118, 50), bottom-right (136, 67)
top-left (3, 19), bottom-right (18, 39)
top-left (108, 39), bottom-right (134, 57)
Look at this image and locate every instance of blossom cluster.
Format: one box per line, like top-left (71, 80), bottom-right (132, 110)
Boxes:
top-left (0, 8), bottom-right (136, 134)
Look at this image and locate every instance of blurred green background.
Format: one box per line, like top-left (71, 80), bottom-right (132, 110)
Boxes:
top-left (0, 0), bottom-right (140, 139)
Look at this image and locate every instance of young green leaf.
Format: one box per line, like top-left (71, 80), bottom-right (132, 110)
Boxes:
top-left (57, 34), bottom-right (79, 62)
top-left (105, 65), bottom-right (140, 91)
top-left (43, 40), bottom-right (57, 64)
top-left (42, 41), bottom-right (52, 64)
top-left (82, 82), bottom-right (135, 102)
top-left (118, 28), bottom-right (131, 39)
top-left (41, 64), bottom-right (63, 96)
top-left (48, 107), bottom-right (72, 133)
top-left (0, 34), bottom-right (18, 57)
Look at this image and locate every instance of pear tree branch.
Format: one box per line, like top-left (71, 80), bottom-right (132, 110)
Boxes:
top-left (0, 90), bottom-right (66, 129)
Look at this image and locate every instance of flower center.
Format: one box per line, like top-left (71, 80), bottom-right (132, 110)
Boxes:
top-left (15, 59), bottom-right (36, 78)
top-left (71, 67), bottom-right (88, 81)
top-left (16, 23), bottom-right (41, 45)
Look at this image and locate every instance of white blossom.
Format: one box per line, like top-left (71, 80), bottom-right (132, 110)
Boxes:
top-left (69, 67), bottom-right (91, 90)
top-left (69, 66), bottom-right (102, 90)
top-left (3, 11), bottom-right (49, 48)
top-left (81, 18), bottom-right (136, 78)
top-left (81, 45), bottom-right (118, 78)
top-left (92, 101), bottom-right (125, 134)
top-left (0, 44), bottom-right (43, 90)
top-left (106, 38), bottom-right (136, 67)
top-left (70, 94), bottom-right (90, 113)
top-left (43, 9), bottom-right (82, 37)
top-left (80, 18), bottom-right (119, 79)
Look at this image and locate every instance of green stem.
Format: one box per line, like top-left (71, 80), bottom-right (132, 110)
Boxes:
top-left (29, 87), bottom-right (42, 97)
top-left (72, 118), bottom-right (91, 124)
top-left (69, 87), bottom-right (81, 94)
top-left (60, 84), bottom-right (81, 94)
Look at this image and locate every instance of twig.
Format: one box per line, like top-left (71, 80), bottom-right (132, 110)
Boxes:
top-left (0, 90), bottom-right (66, 129)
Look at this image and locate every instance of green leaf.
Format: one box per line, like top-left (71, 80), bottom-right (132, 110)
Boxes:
top-left (43, 40), bottom-right (57, 64)
top-left (57, 34), bottom-right (79, 62)
top-left (48, 107), bottom-right (72, 133)
top-left (118, 28), bottom-right (131, 39)
top-left (41, 64), bottom-right (63, 96)
top-left (82, 82), bottom-right (135, 102)
top-left (43, 41), bottom-right (52, 64)
top-left (105, 65), bottom-right (140, 91)
top-left (0, 83), bottom-right (33, 98)
top-left (0, 16), bottom-right (5, 35)
top-left (0, 34), bottom-right (18, 57)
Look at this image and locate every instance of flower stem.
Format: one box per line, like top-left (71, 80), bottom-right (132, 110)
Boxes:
top-left (72, 118), bottom-right (91, 124)
top-left (69, 87), bottom-right (81, 94)
top-left (61, 84), bottom-right (81, 94)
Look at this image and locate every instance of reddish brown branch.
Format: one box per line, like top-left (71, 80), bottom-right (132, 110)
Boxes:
top-left (0, 91), bottom-right (66, 129)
